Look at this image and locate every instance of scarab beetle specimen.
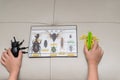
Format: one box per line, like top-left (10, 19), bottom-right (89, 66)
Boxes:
top-left (32, 34), bottom-right (41, 53)
top-left (51, 46), bottom-right (56, 53)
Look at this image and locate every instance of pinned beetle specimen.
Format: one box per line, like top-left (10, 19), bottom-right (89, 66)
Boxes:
top-left (69, 45), bottom-right (73, 52)
top-left (61, 37), bottom-right (64, 49)
top-left (44, 40), bottom-right (48, 48)
top-left (50, 33), bottom-right (59, 42)
top-left (47, 30), bottom-right (62, 42)
top-left (68, 34), bottom-right (75, 52)
top-left (32, 34), bottom-right (41, 53)
top-left (51, 46), bottom-right (56, 53)
top-left (69, 34), bottom-right (72, 38)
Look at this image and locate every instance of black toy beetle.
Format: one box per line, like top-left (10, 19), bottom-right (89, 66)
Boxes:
top-left (11, 37), bottom-right (28, 57)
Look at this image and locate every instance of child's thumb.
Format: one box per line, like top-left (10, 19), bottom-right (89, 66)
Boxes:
top-left (84, 45), bottom-right (89, 55)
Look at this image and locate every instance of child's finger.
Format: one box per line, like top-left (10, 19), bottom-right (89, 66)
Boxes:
top-left (7, 48), bottom-right (14, 57)
top-left (3, 52), bottom-right (9, 59)
top-left (0, 59), bottom-right (5, 66)
top-left (84, 44), bottom-right (89, 55)
top-left (1, 54), bottom-right (6, 62)
top-left (18, 50), bottom-right (23, 59)
top-left (92, 40), bottom-right (98, 51)
top-left (100, 47), bottom-right (104, 56)
top-left (0, 56), bottom-right (6, 66)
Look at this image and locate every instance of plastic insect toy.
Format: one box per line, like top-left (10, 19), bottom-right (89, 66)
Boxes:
top-left (80, 32), bottom-right (98, 50)
top-left (32, 34), bottom-right (41, 53)
top-left (11, 37), bottom-right (28, 57)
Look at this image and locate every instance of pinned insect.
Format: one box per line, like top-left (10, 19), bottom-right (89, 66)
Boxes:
top-left (50, 33), bottom-right (59, 42)
top-left (44, 40), bottom-right (48, 48)
top-left (69, 45), bottom-right (73, 52)
top-left (47, 30), bottom-right (62, 42)
top-left (61, 37), bottom-right (64, 49)
top-left (51, 46), bottom-right (56, 53)
top-left (11, 37), bottom-right (28, 57)
top-left (80, 32), bottom-right (98, 50)
top-left (46, 30), bottom-right (62, 53)
top-left (32, 34), bottom-right (41, 53)
top-left (67, 35), bottom-right (75, 52)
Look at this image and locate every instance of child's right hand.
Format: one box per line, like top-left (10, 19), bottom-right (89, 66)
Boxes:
top-left (84, 40), bottom-right (104, 66)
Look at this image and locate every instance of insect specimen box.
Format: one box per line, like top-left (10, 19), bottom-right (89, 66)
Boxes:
top-left (28, 25), bottom-right (78, 57)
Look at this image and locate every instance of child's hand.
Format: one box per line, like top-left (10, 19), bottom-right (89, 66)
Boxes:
top-left (84, 40), bottom-right (104, 66)
top-left (0, 48), bottom-right (23, 79)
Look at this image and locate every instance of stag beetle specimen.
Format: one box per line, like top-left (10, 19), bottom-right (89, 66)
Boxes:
top-left (32, 34), bottom-right (41, 53)
top-left (11, 37), bottom-right (28, 57)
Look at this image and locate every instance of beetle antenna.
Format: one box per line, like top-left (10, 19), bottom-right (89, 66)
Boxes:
top-left (13, 37), bottom-right (16, 42)
top-left (19, 40), bottom-right (24, 46)
top-left (11, 40), bottom-right (13, 43)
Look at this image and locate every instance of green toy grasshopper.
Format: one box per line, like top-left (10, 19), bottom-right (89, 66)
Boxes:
top-left (80, 32), bottom-right (98, 50)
